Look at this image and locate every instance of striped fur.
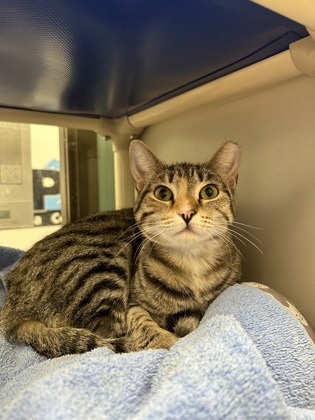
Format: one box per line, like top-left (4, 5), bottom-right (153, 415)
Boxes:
top-left (0, 140), bottom-right (242, 357)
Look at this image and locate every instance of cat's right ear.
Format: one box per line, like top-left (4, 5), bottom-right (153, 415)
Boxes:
top-left (129, 140), bottom-right (163, 191)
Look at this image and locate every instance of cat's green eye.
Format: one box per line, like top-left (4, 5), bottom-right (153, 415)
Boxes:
top-left (154, 186), bottom-right (173, 201)
top-left (199, 184), bottom-right (219, 200)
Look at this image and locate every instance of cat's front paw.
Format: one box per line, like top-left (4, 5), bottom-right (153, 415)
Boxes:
top-left (146, 331), bottom-right (178, 350)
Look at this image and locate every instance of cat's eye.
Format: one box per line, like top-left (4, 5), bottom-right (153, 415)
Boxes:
top-left (199, 184), bottom-right (219, 200)
top-left (154, 186), bottom-right (173, 201)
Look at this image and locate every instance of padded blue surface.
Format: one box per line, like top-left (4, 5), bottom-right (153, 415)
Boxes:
top-left (0, 0), bottom-right (308, 118)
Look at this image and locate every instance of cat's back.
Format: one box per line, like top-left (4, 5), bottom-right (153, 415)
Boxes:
top-left (4, 208), bottom-right (137, 314)
top-left (16, 207), bottom-right (135, 263)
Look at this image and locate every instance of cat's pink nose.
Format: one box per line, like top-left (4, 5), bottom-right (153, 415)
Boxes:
top-left (180, 210), bottom-right (196, 225)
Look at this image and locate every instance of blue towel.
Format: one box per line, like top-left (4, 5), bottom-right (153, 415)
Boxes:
top-left (0, 246), bottom-right (315, 419)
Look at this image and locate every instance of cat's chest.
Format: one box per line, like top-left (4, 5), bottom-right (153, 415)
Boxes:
top-left (132, 247), bottom-right (222, 313)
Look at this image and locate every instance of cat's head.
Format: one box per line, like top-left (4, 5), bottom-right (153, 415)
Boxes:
top-left (129, 140), bottom-right (241, 249)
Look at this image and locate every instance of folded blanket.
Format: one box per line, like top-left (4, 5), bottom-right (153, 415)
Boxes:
top-left (0, 246), bottom-right (315, 419)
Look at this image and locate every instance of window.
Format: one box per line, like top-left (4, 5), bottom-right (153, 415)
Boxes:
top-left (0, 122), bottom-right (115, 250)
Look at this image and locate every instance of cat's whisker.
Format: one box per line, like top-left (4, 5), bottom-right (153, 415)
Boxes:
top-left (109, 230), bottom-right (144, 265)
top-left (209, 227), bottom-right (245, 259)
top-left (110, 221), bottom-right (175, 265)
top-left (114, 221), bottom-right (141, 242)
top-left (230, 224), bottom-right (262, 243)
top-left (133, 229), bottom-right (166, 267)
top-left (232, 221), bottom-right (262, 230)
top-left (223, 229), bottom-right (247, 247)
top-left (228, 228), bottom-right (264, 255)
top-left (215, 221), bottom-right (263, 250)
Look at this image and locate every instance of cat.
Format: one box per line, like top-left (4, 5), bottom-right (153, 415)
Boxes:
top-left (0, 139), bottom-right (242, 358)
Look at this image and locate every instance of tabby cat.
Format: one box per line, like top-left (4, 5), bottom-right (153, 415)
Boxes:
top-left (0, 140), bottom-right (242, 358)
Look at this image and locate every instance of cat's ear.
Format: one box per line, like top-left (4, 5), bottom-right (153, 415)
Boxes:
top-left (207, 140), bottom-right (241, 191)
top-left (129, 140), bottom-right (163, 191)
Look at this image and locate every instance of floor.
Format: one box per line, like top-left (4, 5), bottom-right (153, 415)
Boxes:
top-left (0, 225), bottom-right (61, 251)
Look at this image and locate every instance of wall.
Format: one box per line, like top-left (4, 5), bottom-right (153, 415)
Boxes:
top-left (142, 74), bottom-right (315, 328)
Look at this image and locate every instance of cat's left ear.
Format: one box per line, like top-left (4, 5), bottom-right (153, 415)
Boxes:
top-left (129, 140), bottom-right (163, 191)
top-left (207, 140), bottom-right (241, 191)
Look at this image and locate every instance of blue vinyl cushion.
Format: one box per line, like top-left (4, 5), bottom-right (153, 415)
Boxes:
top-left (0, 0), bottom-right (308, 118)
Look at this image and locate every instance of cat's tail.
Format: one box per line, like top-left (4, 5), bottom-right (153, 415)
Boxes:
top-left (1, 318), bottom-right (130, 358)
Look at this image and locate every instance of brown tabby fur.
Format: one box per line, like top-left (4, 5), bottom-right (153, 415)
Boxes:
top-left (0, 140), bottom-right (242, 357)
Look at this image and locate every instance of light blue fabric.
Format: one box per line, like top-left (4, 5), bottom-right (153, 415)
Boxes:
top-left (0, 246), bottom-right (314, 419)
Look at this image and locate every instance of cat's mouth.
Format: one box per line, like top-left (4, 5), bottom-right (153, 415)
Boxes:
top-left (174, 223), bottom-right (213, 243)
top-left (176, 224), bottom-right (198, 237)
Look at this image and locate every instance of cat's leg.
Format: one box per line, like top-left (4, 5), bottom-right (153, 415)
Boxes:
top-left (125, 306), bottom-right (178, 352)
top-left (2, 318), bottom-right (120, 358)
